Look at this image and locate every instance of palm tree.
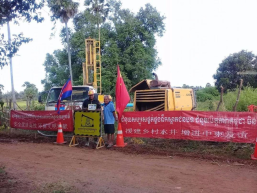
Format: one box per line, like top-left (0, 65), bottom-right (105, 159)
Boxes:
top-left (47, 0), bottom-right (79, 85)
top-left (85, 0), bottom-right (110, 41)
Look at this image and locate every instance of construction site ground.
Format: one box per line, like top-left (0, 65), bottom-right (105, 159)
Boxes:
top-left (0, 132), bottom-right (257, 193)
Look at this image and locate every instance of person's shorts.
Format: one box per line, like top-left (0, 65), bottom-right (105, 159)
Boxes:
top-left (104, 124), bottom-right (115, 134)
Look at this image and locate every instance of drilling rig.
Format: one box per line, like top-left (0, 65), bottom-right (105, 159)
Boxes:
top-left (82, 37), bottom-right (104, 103)
top-left (83, 38), bottom-right (102, 94)
top-left (40, 37), bottom-right (104, 111)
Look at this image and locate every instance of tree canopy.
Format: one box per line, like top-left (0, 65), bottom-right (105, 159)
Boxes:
top-left (22, 81), bottom-right (38, 110)
top-left (85, 0), bottom-right (110, 40)
top-left (23, 82), bottom-right (38, 98)
top-left (42, 0), bottom-right (166, 96)
top-left (213, 50), bottom-right (257, 90)
top-left (47, 0), bottom-right (79, 24)
top-left (0, 0), bottom-right (44, 68)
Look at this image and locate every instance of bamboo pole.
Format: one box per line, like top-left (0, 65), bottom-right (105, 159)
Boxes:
top-left (233, 79), bottom-right (243, 112)
top-left (216, 86), bottom-right (224, 111)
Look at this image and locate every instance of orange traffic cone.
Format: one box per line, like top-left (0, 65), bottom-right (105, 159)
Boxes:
top-left (54, 122), bottom-right (66, 144)
top-left (114, 122), bottom-right (127, 148)
top-left (251, 138), bottom-right (257, 160)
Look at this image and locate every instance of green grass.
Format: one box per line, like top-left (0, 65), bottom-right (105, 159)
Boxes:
top-left (3, 100), bottom-right (28, 109)
top-left (3, 100), bottom-right (43, 110)
top-left (16, 101), bottom-right (27, 109)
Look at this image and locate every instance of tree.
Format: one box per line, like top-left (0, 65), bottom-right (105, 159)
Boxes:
top-left (196, 86), bottom-right (219, 102)
top-left (85, 0), bottom-right (110, 40)
top-left (42, 1), bottom-right (166, 97)
top-left (17, 91), bottom-right (25, 100)
top-left (22, 82), bottom-right (38, 110)
top-left (1, 0), bottom-right (44, 109)
top-left (0, 0), bottom-right (44, 67)
top-left (2, 91), bottom-right (19, 109)
top-left (182, 84), bottom-right (190, 88)
top-left (101, 2), bottom-right (165, 95)
top-left (206, 83), bottom-right (211, 87)
top-left (41, 50), bottom-right (71, 91)
top-left (47, 0), bottom-right (79, 85)
top-left (213, 50), bottom-right (257, 90)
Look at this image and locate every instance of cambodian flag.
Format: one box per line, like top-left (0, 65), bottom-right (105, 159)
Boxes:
top-left (56, 78), bottom-right (72, 114)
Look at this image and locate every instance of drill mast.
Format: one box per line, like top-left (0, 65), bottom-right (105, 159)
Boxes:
top-left (83, 38), bottom-right (102, 94)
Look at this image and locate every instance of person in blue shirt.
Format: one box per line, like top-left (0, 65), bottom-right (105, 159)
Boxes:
top-left (103, 95), bottom-right (117, 148)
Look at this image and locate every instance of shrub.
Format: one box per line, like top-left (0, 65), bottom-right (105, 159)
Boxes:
top-left (32, 103), bottom-right (45, 111)
top-left (202, 87), bottom-right (219, 96)
top-left (196, 92), bottom-right (213, 102)
top-left (196, 87), bottom-right (219, 102)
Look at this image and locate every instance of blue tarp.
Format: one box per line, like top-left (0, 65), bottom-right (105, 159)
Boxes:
top-left (126, 103), bottom-right (133, 107)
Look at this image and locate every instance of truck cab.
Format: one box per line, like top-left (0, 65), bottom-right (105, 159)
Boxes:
top-left (43, 86), bottom-right (96, 111)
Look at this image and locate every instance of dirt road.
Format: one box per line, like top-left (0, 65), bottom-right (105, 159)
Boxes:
top-left (0, 142), bottom-right (256, 193)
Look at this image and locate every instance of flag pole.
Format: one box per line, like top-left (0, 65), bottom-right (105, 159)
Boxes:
top-left (70, 76), bottom-right (73, 111)
top-left (114, 65), bottom-right (130, 148)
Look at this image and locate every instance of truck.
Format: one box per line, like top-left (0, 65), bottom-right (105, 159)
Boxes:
top-left (130, 73), bottom-right (196, 111)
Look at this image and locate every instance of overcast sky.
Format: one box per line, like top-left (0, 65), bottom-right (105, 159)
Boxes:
top-left (1, 0), bottom-right (257, 93)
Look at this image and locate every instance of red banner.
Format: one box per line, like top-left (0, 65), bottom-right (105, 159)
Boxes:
top-left (10, 110), bottom-right (74, 132)
top-left (121, 111), bottom-right (257, 143)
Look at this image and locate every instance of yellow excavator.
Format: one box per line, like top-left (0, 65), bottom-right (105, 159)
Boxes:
top-left (130, 73), bottom-right (197, 111)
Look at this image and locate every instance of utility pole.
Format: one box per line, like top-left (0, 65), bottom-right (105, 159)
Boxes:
top-left (7, 21), bottom-right (17, 110)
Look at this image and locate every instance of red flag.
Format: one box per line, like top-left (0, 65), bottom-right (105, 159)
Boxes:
top-left (116, 65), bottom-right (130, 120)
